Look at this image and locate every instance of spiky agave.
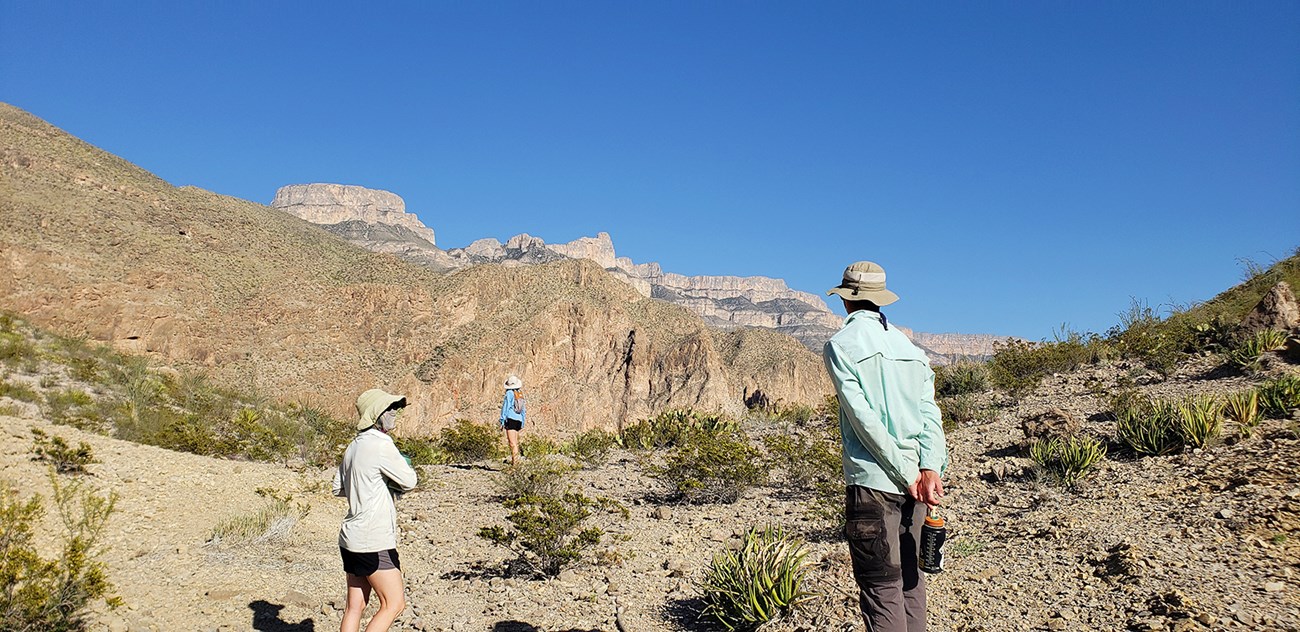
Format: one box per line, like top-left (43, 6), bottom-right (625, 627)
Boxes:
top-left (699, 526), bottom-right (812, 631)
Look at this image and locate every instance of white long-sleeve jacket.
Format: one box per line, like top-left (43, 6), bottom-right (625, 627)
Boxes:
top-left (332, 428), bottom-right (417, 552)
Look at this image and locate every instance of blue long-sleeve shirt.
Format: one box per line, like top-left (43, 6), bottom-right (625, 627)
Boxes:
top-left (500, 390), bottom-right (525, 427)
top-left (824, 310), bottom-right (948, 494)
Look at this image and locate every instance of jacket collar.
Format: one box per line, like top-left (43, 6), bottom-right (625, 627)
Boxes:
top-left (844, 310), bottom-right (884, 326)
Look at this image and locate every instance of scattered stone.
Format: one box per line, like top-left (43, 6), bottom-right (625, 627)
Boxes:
top-left (1216, 509), bottom-right (1235, 519)
top-left (1263, 582), bottom-right (1286, 593)
top-left (652, 506), bottom-right (672, 520)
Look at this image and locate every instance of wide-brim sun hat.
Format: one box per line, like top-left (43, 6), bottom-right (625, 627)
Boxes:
top-left (826, 261), bottom-right (899, 306)
top-left (504, 375), bottom-right (523, 390)
top-left (355, 388), bottom-right (407, 430)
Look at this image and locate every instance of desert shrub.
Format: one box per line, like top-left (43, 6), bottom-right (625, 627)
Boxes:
top-left (563, 428), bottom-right (617, 466)
top-left (1114, 396), bottom-right (1183, 456)
top-left (1257, 374), bottom-right (1300, 418)
top-left (286, 403), bottom-right (353, 467)
top-left (934, 361), bottom-right (990, 398)
top-left (0, 476), bottom-right (121, 630)
top-left (0, 332), bottom-right (37, 366)
top-left (1029, 435), bottom-right (1107, 486)
top-left (620, 409), bottom-right (736, 451)
top-left (215, 408), bottom-right (293, 462)
top-left (987, 339), bottom-right (1048, 397)
top-left (208, 488), bottom-right (308, 546)
top-left (44, 389), bottom-right (98, 429)
top-left (1107, 300), bottom-right (1190, 376)
top-left (1176, 395), bottom-right (1223, 449)
top-left (699, 526), bottom-right (811, 631)
top-left (761, 432), bottom-right (839, 492)
top-left (0, 376), bottom-right (39, 403)
top-left (937, 394), bottom-right (993, 431)
top-left (478, 492), bottom-right (624, 576)
top-left (1224, 390), bottom-right (1262, 437)
top-left (393, 435), bottom-right (446, 466)
top-left (438, 419), bottom-right (503, 463)
top-left (30, 429), bottom-right (96, 475)
top-left (493, 457), bottom-right (575, 501)
top-left (520, 434), bottom-right (559, 458)
top-left (652, 430), bottom-right (767, 504)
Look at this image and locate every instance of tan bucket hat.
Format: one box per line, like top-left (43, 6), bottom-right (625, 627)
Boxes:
top-left (355, 388), bottom-right (406, 430)
top-left (504, 375), bottom-right (523, 390)
top-left (826, 261), bottom-right (899, 306)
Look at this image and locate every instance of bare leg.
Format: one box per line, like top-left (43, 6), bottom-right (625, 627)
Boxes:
top-left (363, 568), bottom-right (406, 632)
top-left (340, 573), bottom-right (371, 632)
top-left (506, 429), bottom-right (520, 465)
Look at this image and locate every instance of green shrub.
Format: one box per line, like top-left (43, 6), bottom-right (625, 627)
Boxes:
top-left (1176, 395), bottom-right (1223, 449)
top-left (937, 394), bottom-right (993, 431)
top-left (520, 434), bottom-right (559, 458)
top-left (0, 476), bottom-right (122, 630)
top-left (620, 409), bottom-right (740, 451)
top-left (1108, 300), bottom-right (1189, 376)
top-left (934, 361), bottom-right (990, 398)
top-left (208, 489), bottom-right (308, 545)
top-left (478, 491), bottom-right (623, 576)
top-left (30, 429), bottom-right (96, 475)
top-left (493, 457), bottom-right (575, 501)
top-left (287, 403), bottom-right (353, 467)
top-left (1257, 374), bottom-right (1300, 418)
top-left (1029, 435), bottom-right (1107, 486)
top-left (1227, 335), bottom-right (1269, 372)
top-left (1224, 390), bottom-right (1262, 437)
top-left (0, 332), bottom-right (37, 366)
top-left (44, 389), bottom-right (98, 429)
top-left (652, 430), bottom-right (767, 504)
top-left (1115, 396), bottom-right (1183, 456)
top-left (987, 339), bottom-right (1048, 397)
top-left (761, 433), bottom-right (839, 492)
top-left (699, 526), bottom-right (811, 631)
top-left (438, 419), bottom-right (503, 463)
top-left (0, 376), bottom-right (39, 403)
top-left (393, 435), bottom-right (447, 466)
top-left (563, 428), bottom-right (617, 466)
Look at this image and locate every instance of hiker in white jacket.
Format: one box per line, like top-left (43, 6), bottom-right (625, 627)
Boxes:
top-left (332, 389), bottom-right (418, 632)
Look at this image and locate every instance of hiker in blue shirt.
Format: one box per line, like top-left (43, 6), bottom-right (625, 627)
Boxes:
top-left (499, 375), bottom-right (526, 465)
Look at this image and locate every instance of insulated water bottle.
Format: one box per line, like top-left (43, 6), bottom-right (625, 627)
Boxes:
top-left (918, 510), bottom-right (947, 574)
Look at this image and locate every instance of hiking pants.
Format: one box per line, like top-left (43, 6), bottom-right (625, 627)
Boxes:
top-left (845, 485), bottom-right (927, 632)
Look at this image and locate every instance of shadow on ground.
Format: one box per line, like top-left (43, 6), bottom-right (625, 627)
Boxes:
top-left (249, 600), bottom-right (314, 632)
top-left (492, 621), bottom-right (602, 632)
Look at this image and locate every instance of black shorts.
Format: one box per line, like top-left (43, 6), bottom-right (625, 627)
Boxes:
top-left (340, 547), bottom-right (401, 576)
top-left (503, 419), bottom-right (523, 431)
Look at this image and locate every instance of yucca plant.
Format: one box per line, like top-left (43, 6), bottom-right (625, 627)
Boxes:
top-left (1028, 435), bottom-right (1107, 486)
top-left (1258, 375), bottom-right (1300, 418)
top-left (1223, 390), bottom-right (1261, 437)
top-left (1176, 395), bottom-right (1223, 449)
top-left (1115, 397), bottom-right (1183, 456)
top-left (699, 526), bottom-right (812, 631)
top-left (1256, 329), bottom-right (1289, 352)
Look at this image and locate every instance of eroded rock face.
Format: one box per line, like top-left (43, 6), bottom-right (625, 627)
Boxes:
top-left (271, 184), bottom-right (437, 246)
top-left (1241, 281), bottom-right (1300, 334)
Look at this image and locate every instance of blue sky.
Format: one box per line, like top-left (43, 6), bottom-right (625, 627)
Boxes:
top-left (2, 1), bottom-right (1297, 340)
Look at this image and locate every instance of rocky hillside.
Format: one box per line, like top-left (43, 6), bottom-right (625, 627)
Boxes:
top-left (269, 184), bottom-right (1008, 361)
top-left (0, 103), bottom-right (828, 433)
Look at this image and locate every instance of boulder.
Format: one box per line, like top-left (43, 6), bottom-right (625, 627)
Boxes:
top-left (1021, 407), bottom-right (1081, 447)
top-left (1241, 281), bottom-right (1300, 335)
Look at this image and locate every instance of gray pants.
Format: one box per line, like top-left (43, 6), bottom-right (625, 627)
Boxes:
top-left (844, 485), bottom-right (927, 632)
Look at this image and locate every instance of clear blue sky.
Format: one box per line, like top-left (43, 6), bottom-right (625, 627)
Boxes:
top-left (3, 1), bottom-right (1297, 340)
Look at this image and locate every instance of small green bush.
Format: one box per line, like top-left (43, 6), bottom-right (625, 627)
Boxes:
top-left (1029, 435), bottom-right (1107, 486)
top-left (393, 435), bottom-right (447, 466)
top-left (1257, 374), bottom-right (1300, 419)
top-left (652, 430), bottom-right (767, 504)
top-left (761, 433), bottom-right (839, 492)
top-left (438, 419), bottom-right (503, 463)
top-left (0, 476), bottom-right (122, 630)
top-left (0, 332), bottom-right (37, 365)
top-left (520, 434), bottom-right (559, 458)
top-left (1115, 395), bottom-right (1183, 456)
top-left (987, 339), bottom-right (1048, 397)
top-left (620, 409), bottom-right (736, 451)
top-left (937, 394), bottom-right (992, 431)
top-left (699, 526), bottom-right (811, 631)
top-left (287, 403), bottom-right (353, 467)
top-left (478, 492), bottom-right (622, 576)
top-left (1107, 300), bottom-right (1190, 376)
top-left (44, 389), bottom-right (98, 429)
top-left (934, 361), bottom-right (990, 398)
top-left (563, 428), bottom-right (617, 466)
top-left (1224, 390), bottom-right (1262, 437)
top-left (0, 376), bottom-right (39, 403)
top-left (30, 429), bottom-right (96, 475)
top-left (1176, 395), bottom-right (1223, 449)
top-left (493, 457), bottom-right (575, 501)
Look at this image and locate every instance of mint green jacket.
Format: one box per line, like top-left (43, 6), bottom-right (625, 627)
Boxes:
top-left (823, 310), bottom-right (948, 495)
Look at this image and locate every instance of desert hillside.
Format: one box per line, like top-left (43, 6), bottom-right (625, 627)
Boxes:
top-left (0, 102), bottom-right (828, 434)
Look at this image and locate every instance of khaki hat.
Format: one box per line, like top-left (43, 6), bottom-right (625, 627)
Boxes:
top-left (355, 388), bottom-right (407, 430)
top-left (826, 261), bottom-right (899, 306)
top-left (504, 375), bottom-right (522, 390)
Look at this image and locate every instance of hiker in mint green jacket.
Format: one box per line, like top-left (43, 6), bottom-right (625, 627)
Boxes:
top-left (824, 261), bottom-right (948, 632)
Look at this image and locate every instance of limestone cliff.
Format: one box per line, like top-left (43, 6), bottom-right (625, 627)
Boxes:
top-left (271, 183), bottom-right (439, 247)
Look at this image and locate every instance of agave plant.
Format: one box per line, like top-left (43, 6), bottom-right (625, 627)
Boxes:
top-left (699, 526), bottom-right (812, 630)
top-left (1115, 396), bottom-right (1183, 456)
top-left (1029, 435), bottom-right (1107, 486)
top-left (1176, 395), bottom-right (1223, 449)
top-left (1223, 390), bottom-right (1261, 437)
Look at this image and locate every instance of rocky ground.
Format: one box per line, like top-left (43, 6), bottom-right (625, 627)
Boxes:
top-left (2, 356), bottom-right (1299, 632)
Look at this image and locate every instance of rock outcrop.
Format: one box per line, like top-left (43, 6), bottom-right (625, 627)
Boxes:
top-left (271, 183), bottom-right (438, 246)
top-left (1241, 281), bottom-right (1300, 334)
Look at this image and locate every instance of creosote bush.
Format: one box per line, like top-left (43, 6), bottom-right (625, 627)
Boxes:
top-left (520, 434), bottom-right (559, 458)
top-left (619, 409), bottom-right (736, 451)
top-left (934, 361), bottom-right (990, 398)
top-left (492, 457), bottom-right (575, 501)
top-left (30, 428), bottom-right (96, 475)
top-left (0, 475), bottom-right (122, 631)
top-left (478, 492), bottom-right (626, 577)
top-left (392, 436), bottom-right (447, 466)
top-left (761, 433), bottom-right (840, 492)
top-left (937, 394), bottom-right (992, 431)
top-left (437, 419), bottom-right (503, 463)
top-left (988, 328), bottom-right (1107, 398)
top-left (652, 429), bottom-right (766, 504)
top-left (699, 526), bottom-right (811, 631)
top-left (1029, 435), bottom-right (1107, 486)
top-left (562, 428), bottom-right (617, 467)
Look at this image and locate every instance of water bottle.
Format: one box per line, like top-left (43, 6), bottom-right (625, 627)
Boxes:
top-left (919, 509), bottom-right (947, 574)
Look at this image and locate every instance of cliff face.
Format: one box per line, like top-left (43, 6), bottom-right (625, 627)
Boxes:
top-left (0, 103), bottom-right (828, 434)
top-left (271, 183), bottom-right (439, 247)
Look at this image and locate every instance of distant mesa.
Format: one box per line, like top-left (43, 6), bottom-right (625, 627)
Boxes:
top-left (269, 182), bottom-right (1007, 361)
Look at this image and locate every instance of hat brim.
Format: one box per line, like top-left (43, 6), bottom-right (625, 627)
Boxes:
top-left (356, 390), bottom-right (407, 430)
top-left (826, 286), bottom-right (899, 306)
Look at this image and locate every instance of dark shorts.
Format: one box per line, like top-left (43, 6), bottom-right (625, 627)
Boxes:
top-left (340, 547), bottom-right (400, 577)
top-left (503, 419), bottom-right (523, 431)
